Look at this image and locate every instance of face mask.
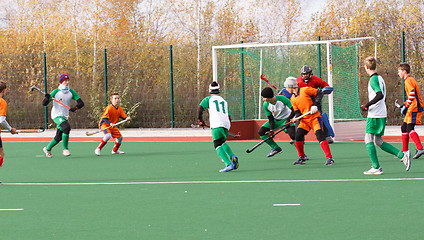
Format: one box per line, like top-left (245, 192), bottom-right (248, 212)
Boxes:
top-left (59, 84), bottom-right (70, 93)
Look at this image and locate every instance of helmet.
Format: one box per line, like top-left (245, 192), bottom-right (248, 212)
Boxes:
top-left (300, 65), bottom-right (313, 83)
top-left (209, 82), bottom-right (220, 94)
top-left (300, 65), bottom-right (313, 75)
top-left (284, 77), bottom-right (298, 88)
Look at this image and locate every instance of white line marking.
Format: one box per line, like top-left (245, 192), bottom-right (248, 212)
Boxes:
top-left (2, 178), bottom-right (424, 186)
top-left (0, 209), bottom-right (23, 211)
top-left (273, 204), bottom-right (300, 206)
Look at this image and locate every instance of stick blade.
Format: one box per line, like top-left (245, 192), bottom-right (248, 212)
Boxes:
top-left (85, 131), bottom-right (95, 136)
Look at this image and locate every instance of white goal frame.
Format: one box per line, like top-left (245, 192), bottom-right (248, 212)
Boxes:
top-left (212, 37), bottom-right (377, 131)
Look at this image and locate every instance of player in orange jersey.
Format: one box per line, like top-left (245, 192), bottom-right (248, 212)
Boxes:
top-left (0, 81), bottom-right (17, 173)
top-left (284, 77), bottom-right (334, 166)
top-left (398, 63), bottom-right (424, 159)
top-left (94, 93), bottom-right (131, 156)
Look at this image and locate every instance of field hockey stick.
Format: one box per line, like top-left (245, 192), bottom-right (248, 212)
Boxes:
top-left (191, 124), bottom-right (241, 138)
top-left (260, 74), bottom-right (278, 90)
top-left (30, 86), bottom-right (71, 110)
top-left (1, 127), bottom-right (45, 133)
top-left (85, 119), bottom-right (129, 136)
top-left (246, 111), bottom-right (312, 153)
top-left (394, 99), bottom-right (401, 108)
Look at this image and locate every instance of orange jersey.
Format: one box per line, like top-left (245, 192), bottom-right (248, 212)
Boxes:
top-left (0, 97), bottom-right (7, 137)
top-left (404, 76), bottom-right (423, 112)
top-left (0, 97), bottom-right (7, 117)
top-left (290, 87), bottom-right (321, 120)
top-left (99, 104), bottom-right (127, 127)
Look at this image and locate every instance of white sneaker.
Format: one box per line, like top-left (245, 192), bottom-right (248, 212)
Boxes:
top-left (363, 167), bottom-right (383, 175)
top-left (111, 150), bottom-right (125, 154)
top-left (43, 147), bottom-right (52, 158)
top-left (402, 150), bottom-right (411, 171)
top-left (95, 148), bottom-right (101, 156)
top-left (63, 149), bottom-right (71, 156)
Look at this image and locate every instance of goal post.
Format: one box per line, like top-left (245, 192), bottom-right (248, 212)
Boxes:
top-left (212, 37), bottom-right (377, 133)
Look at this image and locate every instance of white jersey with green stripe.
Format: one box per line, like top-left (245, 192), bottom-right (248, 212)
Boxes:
top-left (199, 95), bottom-right (231, 130)
top-left (367, 74), bottom-right (387, 118)
top-left (50, 88), bottom-right (80, 120)
top-left (263, 95), bottom-right (292, 120)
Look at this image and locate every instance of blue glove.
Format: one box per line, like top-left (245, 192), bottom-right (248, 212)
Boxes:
top-left (400, 105), bottom-right (408, 115)
top-left (322, 87), bottom-right (334, 94)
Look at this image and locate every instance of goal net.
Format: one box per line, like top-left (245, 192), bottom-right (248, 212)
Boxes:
top-left (212, 37), bottom-right (377, 130)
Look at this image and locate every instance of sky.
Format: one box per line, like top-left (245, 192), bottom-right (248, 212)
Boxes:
top-left (301, 0), bottom-right (327, 17)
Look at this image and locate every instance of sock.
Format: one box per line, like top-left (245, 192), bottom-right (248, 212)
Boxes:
top-left (0, 156), bottom-right (3, 167)
top-left (221, 142), bottom-right (235, 158)
top-left (216, 146), bottom-right (232, 166)
top-left (97, 140), bottom-right (107, 150)
top-left (409, 130), bottom-right (423, 150)
top-left (380, 142), bottom-right (403, 158)
top-left (62, 133), bottom-right (69, 149)
top-left (366, 142), bottom-right (380, 169)
top-left (113, 142), bottom-right (121, 152)
top-left (261, 135), bottom-right (279, 150)
top-left (46, 139), bottom-right (59, 151)
top-left (320, 140), bottom-right (332, 158)
top-left (402, 133), bottom-right (409, 151)
top-left (295, 141), bottom-right (305, 157)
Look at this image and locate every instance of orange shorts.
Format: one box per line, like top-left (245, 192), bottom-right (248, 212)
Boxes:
top-left (100, 123), bottom-right (122, 138)
top-left (404, 111), bottom-right (422, 125)
top-left (298, 117), bottom-right (323, 133)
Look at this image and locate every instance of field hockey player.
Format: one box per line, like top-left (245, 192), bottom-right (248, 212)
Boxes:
top-left (0, 81), bottom-right (17, 172)
top-left (42, 74), bottom-right (85, 157)
top-left (197, 82), bottom-right (239, 172)
top-left (95, 93), bottom-right (131, 156)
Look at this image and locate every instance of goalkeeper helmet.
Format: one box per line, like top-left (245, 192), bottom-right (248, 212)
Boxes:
top-left (300, 65), bottom-right (313, 83)
top-left (209, 82), bottom-right (220, 94)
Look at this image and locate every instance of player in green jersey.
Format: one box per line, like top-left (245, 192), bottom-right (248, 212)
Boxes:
top-left (42, 74), bottom-right (84, 157)
top-left (197, 82), bottom-right (239, 172)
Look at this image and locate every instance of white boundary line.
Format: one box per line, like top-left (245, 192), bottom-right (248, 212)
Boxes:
top-left (273, 204), bottom-right (300, 207)
top-left (2, 178), bottom-right (424, 186)
top-left (0, 209), bottom-right (23, 211)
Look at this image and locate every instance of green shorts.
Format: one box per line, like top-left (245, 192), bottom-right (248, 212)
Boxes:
top-left (366, 118), bottom-right (386, 136)
top-left (211, 127), bottom-right (228, 141)
top-left (53, 116), bottom-right (68, 131)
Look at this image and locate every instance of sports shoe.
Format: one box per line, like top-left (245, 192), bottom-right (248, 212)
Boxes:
top-left (402, 150), bottom-right (411, 171)
top-left (412, 148), bottom-right (424, 159)
top-left (289, 139), bottom-right (294, 145)
top-left (326, 136), bottom-right (334, 144)
top-left (63, 149), bottom-right (71, 157)
top-left (95, 148), bottom-right (101, 156)
top-left (219, 164), bottom-right (235, 172)
top-left (267, 147), bottom-right (282, 157)
top-left (112, 150), bottom-right (125, 154)
top-left (363, 167), bottom-right (383, 175)
top-left (231, 155), bottom-right (239, 169)
top-left (304, 154), bottom-right (309, 161)
top-left (43, 147), bottom-right (52, 158)
top-left (325, 158), bottom-right (335, 165)
top-left (293, 156), bottom-right (306, 165)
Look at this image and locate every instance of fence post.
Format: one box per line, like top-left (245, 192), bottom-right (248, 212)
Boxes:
top-left (104, 49), bottom-right (108, 107)
top-left (169, 45), bottom-right (175, 128)
top-left (240, 41), bottom-right (245, 120)
top-left (43, 53), bottom-right (48, 129)
top-left (317, 36), bottom-right (322, 78)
